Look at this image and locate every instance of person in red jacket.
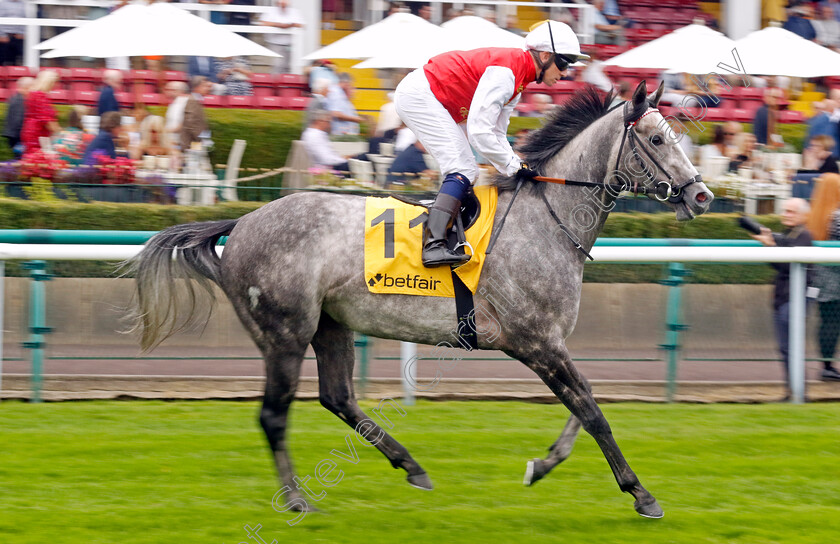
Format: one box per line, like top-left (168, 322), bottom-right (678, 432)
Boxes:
top-left (394, 20), bottom-right (588, 267)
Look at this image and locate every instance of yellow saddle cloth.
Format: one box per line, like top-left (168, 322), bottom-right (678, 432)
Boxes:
top-left (364, 185), bottom-right (498, 297)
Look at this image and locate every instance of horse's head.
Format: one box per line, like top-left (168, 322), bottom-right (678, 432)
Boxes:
top-left (615, 80), bottom-right (714, 221)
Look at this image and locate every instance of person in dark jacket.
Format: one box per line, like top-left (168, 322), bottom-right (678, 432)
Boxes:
top-left (798, 134), bottom-right (840, 174)
top-left (750, 198), bottom-right (813, 397)
top-left (97, 69), bottom-right (122, 116)
top-left (1, 75), bottom-right (32, 157)
top-left (783, 5), bottom-right (817, 40)
top-left (386, 140), bottom-right (433, 187)
top-left (83, 111), bottom-right (122, 164)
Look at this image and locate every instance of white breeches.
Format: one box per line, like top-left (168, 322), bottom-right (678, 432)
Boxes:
top-left (393, 68), bottom-right (479, 182)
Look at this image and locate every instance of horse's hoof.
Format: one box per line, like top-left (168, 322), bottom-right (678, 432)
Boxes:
top-left (290, 500), bottom-right (320, 513)
top-left (634, 497), bottom-right (664, 519)
top-left (407, 472), bottom-right (433, 490)
top-left (523, 458), bottom-right (547, 486)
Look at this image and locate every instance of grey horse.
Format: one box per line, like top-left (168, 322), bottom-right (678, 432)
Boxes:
top-left (129, 81), bottom-right (713, 519)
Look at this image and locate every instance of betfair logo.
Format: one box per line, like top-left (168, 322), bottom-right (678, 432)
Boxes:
top-left (368, 273), bottom-right (442, 291)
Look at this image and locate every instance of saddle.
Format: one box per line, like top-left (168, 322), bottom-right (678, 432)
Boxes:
top-left (390, 187), bottom-right (482, 257)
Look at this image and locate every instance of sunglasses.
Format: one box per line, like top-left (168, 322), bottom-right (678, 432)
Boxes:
top-left (554, 54), bottom-right (574, 71)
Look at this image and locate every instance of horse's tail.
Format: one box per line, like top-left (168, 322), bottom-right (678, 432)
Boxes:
top-left (127, 219), bottom-right (239, 351)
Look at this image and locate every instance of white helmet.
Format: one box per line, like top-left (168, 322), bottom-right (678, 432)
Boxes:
top-left (525, 20), bottom-right (589, 62)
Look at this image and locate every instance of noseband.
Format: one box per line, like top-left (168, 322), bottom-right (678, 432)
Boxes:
top-left (616, 100), bottom-right (702, 203)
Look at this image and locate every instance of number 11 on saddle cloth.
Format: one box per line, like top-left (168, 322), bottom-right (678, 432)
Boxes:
top-left (364, 185), bottom-right (498, 297)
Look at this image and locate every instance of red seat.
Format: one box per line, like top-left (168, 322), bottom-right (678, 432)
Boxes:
top-left (702, 106), bottom-right (732, 122)
top-left (6, 66), bottom-right (32, 81)
top-left (278, 87), bottom-right (303, 98)
top-left (0, 88), bottom-right (10, 101)
top-left (281, 96), bottom-right (309, 110)
top-left (128, 69), bottom-right (158, 93)
top-left (138, 92), bottom-right (164, 106)
top-left (226, 95), bottom-right (254, 108)
top-left (737, 87), bottom-right (764, 102)
top-left (256, 95), bottom-right (284, 109)
top-left (252, 72), bottom-right (275, 97)
top-left (203, 94), bottom-right (225, 107)
top-left (276, 73), bottom-right (307, 88)
top-left (47, 89), bottom-right (71, 104)
top-left (738, 100), bottom-right (763, 115)
top-left (553, 80), bottom-right (581, 93)
top-left (730, 108), bottom-right (755, 123)
top-left (597, 44), bottom-right (624, 59)
top-left (73, 90), bottom-right (100, 106)
top-left (779, 110), bottom-right (804, 123)
top-left (164, 70), bottom-right (188, 82)
top-left (116, 91), bottom-right (133, 107)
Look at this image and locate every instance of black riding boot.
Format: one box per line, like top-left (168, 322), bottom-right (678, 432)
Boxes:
top-left (422, 193), bottom-right (471, 268)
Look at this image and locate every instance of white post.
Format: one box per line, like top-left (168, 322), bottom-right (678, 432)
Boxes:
top-left (400, 341), bottom-right (416, 406)
top-left (23, 2), bottom-right (39, 70)
top-left (788, 262), bottom-right (807, 404)
top-left (724, 0), bottom-right (761, 41)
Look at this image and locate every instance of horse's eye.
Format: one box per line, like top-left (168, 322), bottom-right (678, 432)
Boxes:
top-left (650, 134), bottom-right (663, 146)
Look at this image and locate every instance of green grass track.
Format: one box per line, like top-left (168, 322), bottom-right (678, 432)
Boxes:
top-left (1, 400), bottom-right (838, 543)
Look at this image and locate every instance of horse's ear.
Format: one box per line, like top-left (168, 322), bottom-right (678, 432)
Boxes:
top-left (632, 80), bottom-right (647, 106)
top-left (650, 80), bottom-right (665, 107)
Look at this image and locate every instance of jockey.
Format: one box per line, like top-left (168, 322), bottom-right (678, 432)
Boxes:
top-left (394, 20), bottom-right (588, 268)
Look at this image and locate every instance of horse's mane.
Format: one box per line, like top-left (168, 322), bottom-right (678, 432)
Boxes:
top-left (495, 85), bottom-right (617, 193)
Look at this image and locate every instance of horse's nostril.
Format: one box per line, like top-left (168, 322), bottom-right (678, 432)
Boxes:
top-left (695, 192), bottom-right (709, 203)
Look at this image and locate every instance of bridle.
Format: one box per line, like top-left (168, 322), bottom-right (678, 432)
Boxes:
top-left (535, 99), bottom-right (703, 204)
top-left (615, 100), bottom-right (703, 203)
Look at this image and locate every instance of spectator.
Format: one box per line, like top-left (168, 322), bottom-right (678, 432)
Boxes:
top-left (133, 115), bottom-right (169, 160)
top-left (301, 110), bottom-right (353, 171)
top-left (327, 73), bottom-right (365, 136)
top-left (228, 0), bottom-right (256, 29)
top-left (729, 133), bottom-right (758, 172)
top-left (2, 76), bottom-right (32, 157)
top-left (783, 5), bottom-right (816, 40)
top-left (814, 5), bottom-right (840, 49)
top-left (805, 173), bottom-right (840, 381)
top-left (799, 134), bottom-right (840, 174)
top-left (305, 78), bottom-right (331, 127)
top-left (824, 0), bottom-right (840, 22)
top-left (387, 140), bottom-right (434, 187)
top-left (163, 81), bottom-right (189, 149)
top-left (753, 88), bottom-right (783, 146)
top-left (415, 2), bottom-right (432, 21)
top-left (259, 0), bottom-right (304, 74)
top-left (806, 99), bottom-right (839, 155)
top-left (97, 69), bottom-right (123, 116)
top-left (180, 76), bottom-right (213, 152)
top-left (0, 0), bottom-right (26, 66)
top-left (54, 105), bottom-right (94, 166)
top-left (504, 14), bottom-right (526, 37)
top-left (187, 57), bottom-right (224, 95)
top-left (601, 0), bottom-right (626, 25)
top-left (700, 124), bottom-right (734, 163)
top-left (83, 111), bottom-right (123, 163)
top-left (525, 93), bottom-right (555, 118)
top-left (749, 198), bottom-right (813, 398)
top-left (199, 0), bottom-right (227, 25)
top-left (307, 59), bottom-right (338, 90)
top-left (617, 80), bottom-right (633, 102)
top-left (512, 128), bottom-right (530, 154)
top-left (20, 70), bottom-right (60, 154)
top-left (375, 91), bottom-right (401, 137)
top-left (592, 0), bottom-right (627, 45)
top-left (217, 56), bottom-right (254, 96)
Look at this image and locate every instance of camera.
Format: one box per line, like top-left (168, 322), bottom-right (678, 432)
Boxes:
top-left (737, 215), bottom-right (764, 235)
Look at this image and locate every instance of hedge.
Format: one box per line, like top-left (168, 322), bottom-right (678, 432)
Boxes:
top-left (0, 198), bottom-right (782, 283)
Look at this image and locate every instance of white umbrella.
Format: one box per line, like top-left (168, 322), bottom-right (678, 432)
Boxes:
top-left (354, 16), bottom-right (526, 70)
top-left (304, 13), bottom-right (442, 61)
top-left (38, 3), bottom-right (278, 58)
top-left (603, 24), bottom-right (736, 74)
top-left (732, 25), bottom-right (840, 77)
